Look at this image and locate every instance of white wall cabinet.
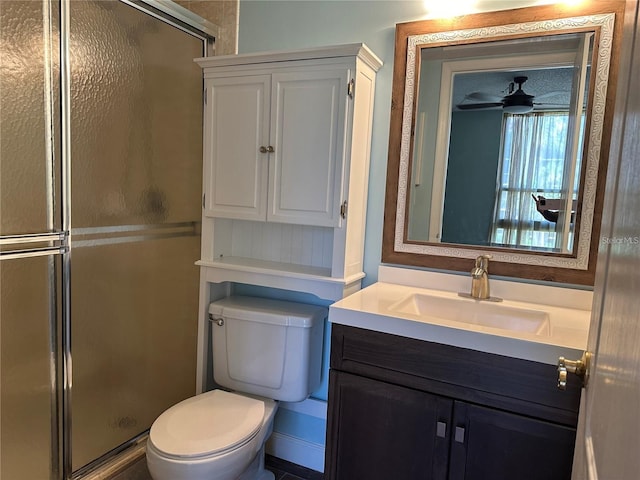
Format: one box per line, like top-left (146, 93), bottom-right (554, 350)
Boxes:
top-left (195, 45), bottom-right (380, 327)
top-left (206, 69), bottom-right (348, 227)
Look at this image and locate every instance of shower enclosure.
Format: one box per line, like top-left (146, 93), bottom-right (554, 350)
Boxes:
top-left (0, 1), bottom-right (214, 478)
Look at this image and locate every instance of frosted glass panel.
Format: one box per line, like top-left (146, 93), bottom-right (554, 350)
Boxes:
top-left (0, 0), bottom-right (59, 235)
top-left (71, 236), bottom-right (200, 469)
top-left (0, 256), bottom-right (56, 480)
top-left (70, 0), bottom-right (203, 228)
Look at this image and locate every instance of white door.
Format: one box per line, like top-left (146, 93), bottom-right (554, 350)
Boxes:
top-left (571, 2), bottom-right (640, 478)
top-left (267, 69), bottom-right (349, 226)
top-left (205, 75), bottom-right (271, 220)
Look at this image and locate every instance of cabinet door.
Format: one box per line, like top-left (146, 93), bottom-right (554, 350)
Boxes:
top-left (325, 371), bottom-right (451, 480)
top-left (204, 75), bottom-right (270, 220)
top-left (449, 402), bottom-right (576, 480)
top-left (268, 69), bottom-right (348, 226)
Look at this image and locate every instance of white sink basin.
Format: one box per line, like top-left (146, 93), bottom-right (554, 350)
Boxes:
top-left (389, 293), bottom-right (551, 336)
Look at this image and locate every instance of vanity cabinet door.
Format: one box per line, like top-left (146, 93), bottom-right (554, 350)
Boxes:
top-left (448, 401), bottom-right (576, 480)
top-left (204, 75), bottom-right (271, 221)
top-left (326, 370), bottom-right (451, 480)
top-left (267, 69), bottom-right (348, 227)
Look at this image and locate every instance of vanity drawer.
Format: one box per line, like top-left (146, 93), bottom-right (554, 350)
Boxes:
top-left (330, 324), bottom-right (581, 426)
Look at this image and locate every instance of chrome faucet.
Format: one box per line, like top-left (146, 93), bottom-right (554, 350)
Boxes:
top-left (470, 254), bottom-right (492, 300)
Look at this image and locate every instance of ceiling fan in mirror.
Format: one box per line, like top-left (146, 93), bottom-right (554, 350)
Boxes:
top-left (456, 76), bottom-right (567, 114)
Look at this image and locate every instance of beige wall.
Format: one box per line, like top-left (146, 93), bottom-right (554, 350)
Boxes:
top-left (176, 0), bottom-right (239, 55)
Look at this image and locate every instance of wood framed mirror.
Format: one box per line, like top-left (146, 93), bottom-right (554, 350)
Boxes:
top-left (382, 1), bottom-right (625, 285)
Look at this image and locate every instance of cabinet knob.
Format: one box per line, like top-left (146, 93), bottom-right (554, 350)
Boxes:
top-left (259, 146), bottom-right (275, 153)
top-left (259, 146), bottom-right (268, 153)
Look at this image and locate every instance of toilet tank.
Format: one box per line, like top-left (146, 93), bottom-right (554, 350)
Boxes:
top-left (208, 296), bottom-right (326, 402)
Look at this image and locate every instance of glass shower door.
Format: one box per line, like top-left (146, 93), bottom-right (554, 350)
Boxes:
top-left (2, 0), bottom-right (209, 475)
top-left (68, 0), bottom-right (204, 471)
top-left (0, 1), bottom-right (63, 479)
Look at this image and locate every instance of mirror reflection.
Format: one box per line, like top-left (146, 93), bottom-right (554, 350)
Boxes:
top-left (406, 32), bottom-right (593, 254)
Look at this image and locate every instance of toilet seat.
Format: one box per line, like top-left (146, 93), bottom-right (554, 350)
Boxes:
top-left (149, 390), bottom-right (265, 459)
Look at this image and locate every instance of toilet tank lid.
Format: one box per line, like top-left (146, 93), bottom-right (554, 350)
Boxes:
top-left (209, 296), bottom-right (326, 328)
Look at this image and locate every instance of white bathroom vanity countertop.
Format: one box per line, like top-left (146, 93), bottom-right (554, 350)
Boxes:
top-left (329, 267), bottom-right (593, 365)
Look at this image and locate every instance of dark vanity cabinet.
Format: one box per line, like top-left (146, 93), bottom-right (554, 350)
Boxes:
top-left (325, 325), bottom-right (581, 480)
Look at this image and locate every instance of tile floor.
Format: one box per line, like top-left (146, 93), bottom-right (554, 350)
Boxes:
top-left (265, 455), bottom-right (324, 480)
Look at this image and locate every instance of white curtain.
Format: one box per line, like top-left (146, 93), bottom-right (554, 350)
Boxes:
top-left (490, 112), bottom-right (572, 249)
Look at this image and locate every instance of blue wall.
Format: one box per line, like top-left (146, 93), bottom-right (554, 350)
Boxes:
top-left (237, 0), bottom-right (541, 469)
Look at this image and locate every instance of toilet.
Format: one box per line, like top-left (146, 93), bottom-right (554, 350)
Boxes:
top-left (146, 296), bottom-right (326, 480)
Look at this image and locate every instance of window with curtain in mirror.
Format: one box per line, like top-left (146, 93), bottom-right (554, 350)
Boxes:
top-left (490, 111), bottom-right (585, 251)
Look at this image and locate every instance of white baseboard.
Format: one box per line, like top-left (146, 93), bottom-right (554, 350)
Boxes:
top-left (279, 397), bottom-right (327, 419)
top-left (266, 397), bottom-right (327, 472)
top-left (266, 432), bottom-right (325, 473)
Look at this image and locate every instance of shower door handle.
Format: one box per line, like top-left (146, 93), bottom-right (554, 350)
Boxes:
top-left (0, 232), bottom-right (68, 259)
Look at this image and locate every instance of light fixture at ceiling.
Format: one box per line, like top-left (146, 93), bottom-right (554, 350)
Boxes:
top-left (502, 76), bottom-right (535, 114)
top-left (503, 103), bottom-right (534, 114)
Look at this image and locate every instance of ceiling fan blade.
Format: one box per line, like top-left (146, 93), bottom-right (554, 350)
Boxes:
top-left (457, 102), bottom-right (503, 110)
top-left (533, 102), bottom-right (570, 107)
top-left (532, 104), bottom-right (571, 112)
top-left (464, 92), bottom-right (503, 102)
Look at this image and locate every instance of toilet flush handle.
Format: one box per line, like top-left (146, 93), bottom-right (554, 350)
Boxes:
top-left (208, 313), bottom-right (224, 326)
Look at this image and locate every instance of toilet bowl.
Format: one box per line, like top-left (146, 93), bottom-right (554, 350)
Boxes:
top-left (146, 390), bottom-right (278, 480)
